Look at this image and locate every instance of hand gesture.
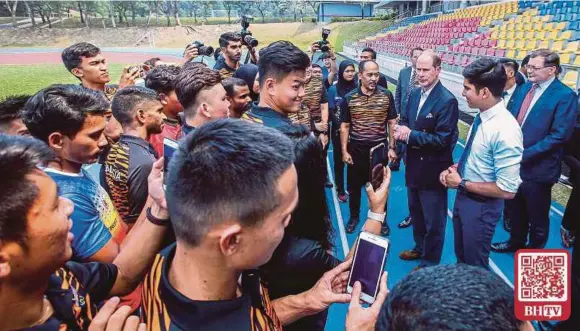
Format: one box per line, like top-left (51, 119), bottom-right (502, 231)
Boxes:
top-left (118, 66), bottom-right (140, 88)
top-left (345, 272), bottom-right (389, 331)
top-left (89, 297), bottom-right (146, 331)
top-left (183, 44), bottom-right (199, 63)
top-left (304, 259), bottom-right (353, 313)
top-left (148, 157), bottom-right (167, 210)
top-left (343, 151), bottom-right (354, 165)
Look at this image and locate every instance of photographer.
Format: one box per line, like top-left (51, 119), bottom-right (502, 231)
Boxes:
top-left (214, 32), bottom-right (258, 79)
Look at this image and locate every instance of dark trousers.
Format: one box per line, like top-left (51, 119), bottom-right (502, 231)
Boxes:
top-left (331, 130), bottom-right (345, 193)
top-left (408, 187), bottom-right (447, 267)
top-left (347, 139), bottom-right (386, 219)
top-left (506, 180), bottom-right (553, 248)
top-left (453, 191), bottom-right (503, 268)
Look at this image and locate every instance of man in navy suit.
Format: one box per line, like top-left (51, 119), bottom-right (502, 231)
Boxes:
top-left (392, 47), bottom-right (423, 229)
top-left (492, 49), bottom-right (578, 252)
top-left (498, 58), bottom-right (525, 232)
top-left (394, 51), bottom-right (459, 269)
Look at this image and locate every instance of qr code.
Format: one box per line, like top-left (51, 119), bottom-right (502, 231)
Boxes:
top-left (517, 252), bottom-right (568, 302)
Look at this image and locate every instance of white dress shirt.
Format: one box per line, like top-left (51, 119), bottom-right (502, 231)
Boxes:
top-left (503, 83), bottom-right (517, 108)
top-left (463, 101), bottom-right (524, 193)
top-left (521, 76), bottom-right (555, 125)
top-left (417, 80), bottom-right (438, 119)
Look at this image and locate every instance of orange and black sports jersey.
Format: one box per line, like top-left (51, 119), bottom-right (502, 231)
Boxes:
top-left (213, 58), bottom-right (237, 79)
top-left (142, 244), bottom-right (282, 331)
top-left (340, 86), bottom-right (397, 142)
top-left (242, 104), bottom-right (294, 130)
top-left (25, 262), bottom-right (118, 331)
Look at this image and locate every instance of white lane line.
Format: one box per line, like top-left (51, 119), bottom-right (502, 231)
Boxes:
top-left (327, 156), bottom-right (350, 257)
top-left (446, 209), bottom-right (514, 288)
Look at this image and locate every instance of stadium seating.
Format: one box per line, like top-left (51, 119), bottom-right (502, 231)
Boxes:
top-left (357, 0), bottom-right (580, 89)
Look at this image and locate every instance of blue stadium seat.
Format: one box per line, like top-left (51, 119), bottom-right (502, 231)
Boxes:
top-left (569, 21), bottom-right (580, 31)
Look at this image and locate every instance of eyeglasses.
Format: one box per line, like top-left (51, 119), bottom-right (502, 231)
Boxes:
top-left (526, 65), bottom-right (555, 71)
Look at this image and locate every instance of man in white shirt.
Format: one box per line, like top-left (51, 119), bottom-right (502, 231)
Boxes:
top-left (441, 58), bottom-right (523, 268)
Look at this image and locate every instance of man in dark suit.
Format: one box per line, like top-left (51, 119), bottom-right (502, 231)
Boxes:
top-left (392, 47), bottom-right (424, 229)
top-left (492, 49), bottom-right (578, 252)
top-left (394, 51), bottom-right (459, 269)
top-left (498, 58), bottom-right (525, 232)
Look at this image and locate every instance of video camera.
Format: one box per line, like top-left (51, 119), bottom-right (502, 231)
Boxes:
top-left (190, 41), bottom-right (214, 57)
top-left (317, 28), bottom-right (331, 52)
top-left (240, 15), bottom-right (259, 48)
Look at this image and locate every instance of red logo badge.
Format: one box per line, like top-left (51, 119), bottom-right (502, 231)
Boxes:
top-left (514, 249), bottom-right (571, 321)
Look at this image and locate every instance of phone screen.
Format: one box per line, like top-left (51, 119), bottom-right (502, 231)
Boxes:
top-left (370, 143), bottom-right (387, 190)
top-left (349, 239), bottom-right (388, 299)
top-left (163, 139), bottom-right (178, 188)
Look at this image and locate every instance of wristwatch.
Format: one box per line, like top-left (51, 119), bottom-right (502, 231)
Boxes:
top-left (367, 210), bottom-right (386, 224)
top-left (459, 179), bottom-right (468, 193)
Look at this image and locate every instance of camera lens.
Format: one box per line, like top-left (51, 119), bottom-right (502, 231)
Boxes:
top-left (244, 35), bottom-right (259, 48)
top-left (199, 46), bottom-right (214, 56)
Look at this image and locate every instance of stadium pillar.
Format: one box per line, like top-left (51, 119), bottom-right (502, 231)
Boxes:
top-left (421, 0), bottom-right (428, 14)
top-left (460, 0), bottom-right (468, 9)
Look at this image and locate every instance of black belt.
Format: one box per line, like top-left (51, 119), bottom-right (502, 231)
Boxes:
top-left (459, 187), bottom-right (494, 203)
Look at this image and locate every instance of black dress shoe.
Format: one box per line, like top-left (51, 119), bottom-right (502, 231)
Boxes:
top-left (381, 223), bottom-right (391, 236)
top-left (346, 217), bottom-right (359, 234)
top-left (398, 216), bottom-right (412, 229)
top-left (503, 218), bottom-right (512, 232)
top-left (491, 241), bottom-right (523, 253)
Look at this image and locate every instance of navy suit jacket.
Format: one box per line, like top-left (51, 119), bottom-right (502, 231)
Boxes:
top-left (508, 78), bottom-right (578, 184)
top-left (395, 66), bottom-right (412, 116)
top-left (400, 81), bottom-right (459, 189)
top-left (505, 84), bottom-right (524, 113)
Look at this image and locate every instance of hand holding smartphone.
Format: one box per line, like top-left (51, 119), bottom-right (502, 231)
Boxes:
top-left (369, 143), bottom-right (387, 191)
top-left (347, 232), bottom-right (389, 304)
top-left (163, 138), bottom-right (179, 190)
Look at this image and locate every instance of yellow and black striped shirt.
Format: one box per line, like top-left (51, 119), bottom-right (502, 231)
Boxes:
top-left (142, 244), bottom-right (282, 331)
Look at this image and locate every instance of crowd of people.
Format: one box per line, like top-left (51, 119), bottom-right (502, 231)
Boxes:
top-left (0, 28), bottom-right (577, 330)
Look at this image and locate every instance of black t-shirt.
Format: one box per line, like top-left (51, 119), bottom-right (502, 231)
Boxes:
top-left (141, 243), bottom-right (282, 331)
top-left (24, 262), bottom-right (118, 331)
top-left (340, 86), bottom-right (397, 142)
top-left (101, 135), bottom-right (158, 224)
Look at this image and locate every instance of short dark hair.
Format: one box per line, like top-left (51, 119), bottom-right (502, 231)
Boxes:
top-left (0, 135), bottom-right (54, 247)
top-left (521, 54), bottom-right (531, 66)
top-left (499, 58), bottom-right (520, 73)
top-left (173, 65), bottom-right (222, 115)
top-left (61, 42), bottom-right (101, 72)
top-left (361, 47), bottom-right (377, 59)
top-left (166, 119), bottom-right (295, 246)
top-left (463, 58), bottom-right (507, 97)
top-left (111, 86), bottom-right (160, 127)
top-left (258, 41), bottom-right (311, 86)
top-left (219, 32), bottom-right (242, 48)
top-left (0, 95), bottom-right (30, 131)
top-left (222, 77), bottom-right (248, 97)
top-left (411, 47), bottom-right (424, 56)
top-left (181, 61), bottom-right (208, 71)
top-left (144, 57), bottom-right (161, 67)
top-left (145, 65), bottom-right (181, 94)
top-left (278, 124), bottom-right (333, 250)
top-left (359, 60), bottom-right (378, 73)
top-left (20, 84), bottom-right (109, 143)
top-left (321, 52), bottom-right (333, 59)
top-left (376, 264), bottom-right (523, 331)
top-left (530, 48), bottom-right (560, 73)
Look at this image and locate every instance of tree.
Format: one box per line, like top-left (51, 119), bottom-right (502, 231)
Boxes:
top-left (200, 1), bottom-right (212, 22)
top-left (161, 0), bottom-right (172, 26)
top-left (108, 0), bottom-right (116, 28)
top-left (5, 0), bottom-right (19, 27)
top-left (173, 0), bottom-right (181, 26)
top-left (255, 0), bottom-right (269, 23)
top-left (306, 1), bottom-right (319, 21)
top-left (222, 0), bottom-right (233, 23)
top-left (235, 1), bottom-right (254, 17)
top-left (24, 1), bottom-right (35, 27)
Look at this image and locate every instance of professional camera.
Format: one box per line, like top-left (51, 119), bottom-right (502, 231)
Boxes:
top-left (190, 41), bottom-right (214, 57)
top-left (317, 28), bottom-right (331, 52)
top-left (240, 15), bottom-right (259, 48)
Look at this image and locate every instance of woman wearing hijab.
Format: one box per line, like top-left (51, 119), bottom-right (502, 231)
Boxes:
top-left (327, 60), bottom-right (357, 202)
top-left (233, 63), bottom-right (260, 102)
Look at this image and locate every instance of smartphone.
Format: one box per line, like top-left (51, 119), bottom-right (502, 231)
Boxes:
top-left (369, 143), bottom-right (387, 190)
top-left (163, 138), bottom-right (179, 190)
top-left (347, 232), bottom-right (390, 304)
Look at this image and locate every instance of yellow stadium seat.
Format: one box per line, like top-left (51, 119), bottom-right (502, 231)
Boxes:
top-left (516, 31), bottom-right (525, 39)
top-left (541, 15), bottom-right (551, 22)
top-left (525, 31), bottom-right (535, 39)
top-left (548, 30), bottom-right (559, 40)
top-left (536, 31), bottom-right (547, 40)
top-left (536, 40), bottom-right (550, 49)
top-left (533, 22), bottom-right (543, 31)
top-left (507, 23), bottom-right (515, 31)
top-left (491, 31), bottom-right (499, 39)
top-left (560, 53), bottom-right (572, 64)
top-left (506, 39), bottom-right (516, 48)
top-left (552, 40), bottom-right (565, 51)
top-left (524, 40), bottom-right (538, 50)
top-left (574, 56), bottom-right (580, 66)
top-left (523, 23), bottom-right (533, 31)
top-left (499, 31), bottom-right (507, 39)
top-left (506, 49), bottom-right (516, 58)
top-left (507, 31), bottom-right (516, 39)
top-left (516, 50), bottom-right (527, 60)
top-left (544, 23), bottom-right (554, 30)
top-left (515, 23), bottom-right (524, 31)
top-left (562, 71), bottom-right (578, 89)
top-left (558, 31), bottom-right (573, 41)
top-left (555, 22), bottom-right (567, 30)
top-left (565, 41), bottom-right (580, 53)
top-left (498, 39), bottom-right (507, 48)
top-left (516, 40), bottom-right (526, 50)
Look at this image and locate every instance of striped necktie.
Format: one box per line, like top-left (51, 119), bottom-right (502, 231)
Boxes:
top-left (516, 84), bottom-right (539, 125)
